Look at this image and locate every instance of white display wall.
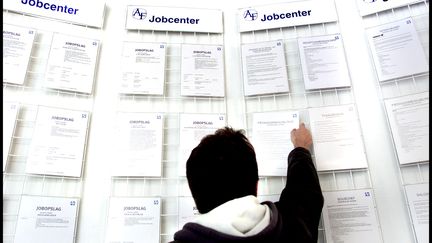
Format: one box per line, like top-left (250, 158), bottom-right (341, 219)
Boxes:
top-left (3, 0), bottom-right (429, 243)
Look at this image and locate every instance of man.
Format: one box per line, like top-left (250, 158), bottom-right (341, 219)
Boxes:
top-left (172, 123), bottom-right (323, 243)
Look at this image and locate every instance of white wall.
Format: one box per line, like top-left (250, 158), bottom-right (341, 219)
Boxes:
top-left (3, 0), bottom-right (429, 243)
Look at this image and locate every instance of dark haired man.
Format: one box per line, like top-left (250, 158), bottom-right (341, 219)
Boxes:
top-left (171, 123), bottom-right (323, 243)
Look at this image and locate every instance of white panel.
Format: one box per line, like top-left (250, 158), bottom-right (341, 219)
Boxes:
top-left (3, 0), bottom-right (105, 28)
top-left (238, 0), bottom-right (338, 32)
top-left (126, 6), bottom-right (223, 33)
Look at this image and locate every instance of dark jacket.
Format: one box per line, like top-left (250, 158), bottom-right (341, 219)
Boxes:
top-left (171, 147), bottom-right (324, 243)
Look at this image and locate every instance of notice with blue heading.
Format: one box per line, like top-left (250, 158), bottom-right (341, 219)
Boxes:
top-left (14, 196), bottom-right (79, 243)
top-left (241, 40), bottom-right (289, 96)
top-left (180, 44), bottom-right (225, 97)
top-left (3, 24), bottom-right (35, 85)
top-left (178, 196), bottom-right (200, 229)
top-left (298, 34), bottom-right (351, 90)
top-left (178, 113), bottom-right (226, 176)
top-left (44, 33), bottom-right (99, 94)
top-left (105, 197), bottom-right (161, 243)
top-left (322, 190), bottom-right (382, 243)
top-left (120, 42), bottom-right (166, 95)
top-left (25, 106), bottom-right (89, 177)
top-left (112, 112), bottom-right (163, 177)
top-left (366, 17), bottom-right (428, 82)
top-left (252, 111), bottom-right (299, 176)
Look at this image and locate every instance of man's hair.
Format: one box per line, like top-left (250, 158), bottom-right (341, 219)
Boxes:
top-left (186, 126), bottom-right (259, 214)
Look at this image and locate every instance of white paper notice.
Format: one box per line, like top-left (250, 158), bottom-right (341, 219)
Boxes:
top-left (26, 106), bottom-right (89, 177)
top-left (44, 33), bottom-right (100, 94)
top-left (241, 40), bottom-right (289, 96)
top-left (257, 194), bottom-right (280, 203)
top-left (113, 113), bottom-right (163, 177)
top-left (3, 24), bottom-right (35, 85)
top-left (322, 190), bottom-right (382, 243)
top-left (366, 17), bottom-right (428, 82)
top-left (120, 42), bottom-right (166, 95)
top-left (14, 195), bottom-right (79, 243)
top-left (180, 44), bottom-right (225, 97)
top-left (178, 113), bottom-right (226, 176)
top-left (3, 102), bottom-right (19, 172)
top-left (405, 183), bottom-right (429, 243)
top-left (105, 197), bottom-right (161, 243)
top-left (384, 92), bottom-right (429, 164)
top-left (298, 34), bottom-right (351, 90)
top-left (178, 196), bottom-right (200, 229)
top-left (309, 104), bottom-right (368, 171)
top-left (252, 111), bottom-right (299, 176)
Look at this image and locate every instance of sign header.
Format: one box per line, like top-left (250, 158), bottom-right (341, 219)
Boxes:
top-left (3, 0), bottom-right (106, 28)
top-left (126, 6), bottom-right (223, 33)
top-left (238, 0), bottom-right (338, 32)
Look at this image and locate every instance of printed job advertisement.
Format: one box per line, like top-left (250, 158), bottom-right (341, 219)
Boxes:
top-left (298, 34), bottom-right (351, 90)
top-left (180, 44), bottom-right (225, 97)
top-left (14, 195), bottom-right (79, 243)
top-left (366, 17), bottom-right (428, 82)
top-left (25, 106), bottom-right (90, 177)
top-left (178, 113), bottom-right (226, 176)
top-left (3, 24), bottom-right (35, 85)
top-left (241, 40), bottom-right (289, 96)
top-left (257, 194), bottom-right (280, 203)
top-left (405, 183), bottom-right (429, 243)
top-left (113, 112), bottom-right (163, 177)
top-left (120, 42), bottom-right (166, 95)
top-left (322, 190), bottom-right (382, 243)
top-left (178, 196), bottom-right (200, 229)
top-left (105, 197), bottom-right (161, 243)
top-left (44, 33), bottom-right (100, 94)
top-left (3, 102), bottom-right (19, 172)
top-left (309, 104), bottom-right (368, 171)
top-left (252, 111), bottom-right (299, 176)
top-left (384, 92), bottom-right (429, 164)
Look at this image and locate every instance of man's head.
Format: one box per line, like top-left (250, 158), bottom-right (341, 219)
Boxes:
top-left (186, 126), bottom-right (259, 214)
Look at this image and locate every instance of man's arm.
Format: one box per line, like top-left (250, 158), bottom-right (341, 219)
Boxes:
top-left (276, 123), bottom-right (324, 243)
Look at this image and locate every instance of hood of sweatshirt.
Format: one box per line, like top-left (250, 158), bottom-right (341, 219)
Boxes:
top-left (173, 196), bottom-right (284, 243)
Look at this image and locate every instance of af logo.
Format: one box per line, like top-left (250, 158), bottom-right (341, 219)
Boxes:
top-left (243, 9), bottom-right (258, 21)
top-left (132, 8), bottom-right (147, 20)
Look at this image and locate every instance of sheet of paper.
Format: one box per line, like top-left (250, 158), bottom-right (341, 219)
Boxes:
top-left (322, 190), bottom-right (382, 243)
top-left (252, 111), bottom-right (299, 176)
top-left (14, 195), bottom-right (79, 243)
top-left (120, 42), bottom-right (166, 95)
top-left (178, 196), bottom-right (200, 229)
top-left (113, 112), bottom-right (163, 177)
top-left (309, 104), bottom-right (368, 171)
top-left (298, 34), bottom-right (351, 90)
top-left (3, 24), bottom-right (36, 85)
top-left (405, 183), bottom-right (429, 243)
top-left (384, 92), bottom-right (429, 164)
top-left (3, 102), bottom-right (20, 172)
top-left (44, 33), bottom-right (100, 94)
top-left (366, 17), bottom-right (428, 82)
top-left (241, 40), bottom-right (289, 96)
top-left (180, 44), bottom-right (225, 97)
top-left (257, 194), bottom-right (280, 203)
top-left (105, 197), bottom-right (161, 243)
top-left (26, 106), bottom-right (90, 177)
top-left (178, 113), bottom-right (226, 176)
